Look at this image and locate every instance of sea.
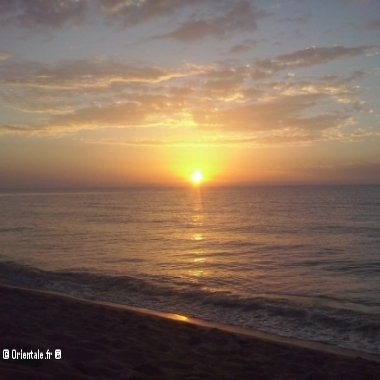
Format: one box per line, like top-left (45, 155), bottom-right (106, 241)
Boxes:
top-left (0, 185), bottom-right (379, 355)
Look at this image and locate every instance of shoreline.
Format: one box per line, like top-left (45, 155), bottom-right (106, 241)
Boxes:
top-left (1, 283), bottom-right (380, 379)
top-left (2, 282), bottom-right (380, 363)
top-left (7, 283), bottom-right (380, 363)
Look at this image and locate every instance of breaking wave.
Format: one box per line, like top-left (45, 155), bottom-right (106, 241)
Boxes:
top-left (1, 260), bottom-right (379, 356)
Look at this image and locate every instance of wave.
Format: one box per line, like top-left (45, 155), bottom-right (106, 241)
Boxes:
top-left (0, 260), bottom-right (379, 355)
top-left (0, 227), bottom-right (32, 233)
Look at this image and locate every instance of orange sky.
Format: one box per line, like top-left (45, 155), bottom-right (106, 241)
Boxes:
top-left (0, 0), bottom-right (380, 188)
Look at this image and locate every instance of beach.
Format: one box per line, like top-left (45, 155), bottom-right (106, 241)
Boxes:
top-left (1, 284), bottom-right (379, 380)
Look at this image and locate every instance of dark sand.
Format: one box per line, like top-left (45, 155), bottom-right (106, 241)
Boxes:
top-left (1, 284), bottom-right (379, 380)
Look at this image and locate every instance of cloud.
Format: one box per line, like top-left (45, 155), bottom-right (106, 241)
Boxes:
top-left (0, 57), bottom-right (205, 114)
top-left (276, 14), bottom-right (311, 25)
top-left (30, 92), bottom-right (197, 133)
top-left (81, 137), bottom-right (235, 147)
top-left (257, 46), bottom-right (377, 72)
top-left (0, 57), bottom-right (187, 90)
top-left (155, 1), bottom-right (267, 42)
top-left (188, 68), bottom-right (368, 141)
top-left (0, 49), bottom-right (374, 146)
top-left (296, 162), bottom-right (380, 184)
top-left (0, 52), bottom-right (13, 61)
top-left (97, 0), bottom-right (216, 27)
top-left (257, 77), bottom-right (365, 108)
top-left (81, 125), bottom-right (380, 148)
top-left (26, 93), bottom-right (327, 135)
top-left (360, 19), bottom-right (380, 31)
top-left (192, 93), bottom-right (342, 131)
top-left (0, 0), bottom-right (220, 30)
top-left (0, 0), bottom-right (88, 30)
top-left (228, 39), bottom-right (259, 54)
top-left (0, 123), bottom-right (45, 136)
top-left (197, 66), bottom-right (247, 99)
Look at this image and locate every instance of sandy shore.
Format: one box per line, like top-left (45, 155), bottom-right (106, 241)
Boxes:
top-left (1, 284), bottom-right (379, 380)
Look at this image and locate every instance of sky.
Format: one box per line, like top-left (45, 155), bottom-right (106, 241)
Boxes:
top-left (0, 0), bottom-right (380, 188)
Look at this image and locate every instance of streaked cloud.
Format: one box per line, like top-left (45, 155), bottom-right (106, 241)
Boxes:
top-left (228, 39), bottom-right (260, 54)
top-left (257, 46), bottom-right (376, 73)
top-left (0, 0), bottom-right (88, 30)
top-left (295, 161), bottom-right (380, 184)
top-left (81, 126), bottom-right (380, 148)
top-left (0, 56), bottom-right (205, 115)
top-left (0, 0), bottom-right (232, 32)
top-left (155, 1), bottom-right (267, 42)
top-left (0, 42), bottom-right (374, 146)
top-left (0, 57), bottom-right (194, 90)
top-left (360, 19), bottom-right (380, 31)
top-left (97, 0), bottom-right (217, 27)
top-left (0, 52), bottom-right (13, 61)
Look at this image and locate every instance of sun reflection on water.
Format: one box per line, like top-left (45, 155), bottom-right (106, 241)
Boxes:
top-left (192, 214), bottom-right (203, 224)
top-left (188, 269), bottom-right (204, 277)
top-left (172, 314), bottom-right (189, 321)
top-left (187, 187), bottom-right (208, 280)
top-left (192, 233), bottom-right (204, 241)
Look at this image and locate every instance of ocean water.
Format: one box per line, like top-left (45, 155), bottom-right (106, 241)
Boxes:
top-left (0, 186), bottom-right (379, 355)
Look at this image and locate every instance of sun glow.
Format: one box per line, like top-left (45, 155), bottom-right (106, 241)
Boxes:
top-left (191, 170), bottom-right (203, 185)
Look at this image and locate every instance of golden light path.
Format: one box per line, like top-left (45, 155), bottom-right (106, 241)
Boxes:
top-left (191, 170), bottom-right (203, 185)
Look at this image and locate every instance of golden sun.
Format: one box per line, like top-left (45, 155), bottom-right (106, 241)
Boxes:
top-left (191, 170), bottom-right (203, 185)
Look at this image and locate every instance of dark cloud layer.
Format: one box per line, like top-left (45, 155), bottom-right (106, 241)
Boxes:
top-left (0, 0), bottom-right (88, 29)
top-left (97, 0), bottom-right (214, 27)
top-left (0, 0), bottom-right (269, 43)
top-left (0, 0), bottom-right (221, 32)
top-left (156, 1), bottom-right (267, 42)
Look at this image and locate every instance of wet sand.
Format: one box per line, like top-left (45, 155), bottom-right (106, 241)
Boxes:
top-left (1, 284), bottom-right (379, 379)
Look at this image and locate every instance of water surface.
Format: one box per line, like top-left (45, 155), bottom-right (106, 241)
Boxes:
top-left (1, 186), bottom-right (379, 354)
